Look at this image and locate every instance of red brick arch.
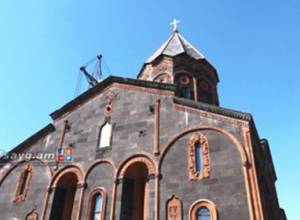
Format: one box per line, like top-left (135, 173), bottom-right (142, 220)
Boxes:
top-left (50, 164), bottom-right (84, 186)
top-left (117, 153), bottom-right (157, 178)
top-left (0, 159), bottom-right (52, 187)
top-left (158, 125), bottom-right (249, 172)
top-left (189, 199), bottom-right (218, 220)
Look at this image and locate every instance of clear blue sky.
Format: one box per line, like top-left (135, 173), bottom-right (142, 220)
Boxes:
top-left (0, 0), bottom-right (299, 218)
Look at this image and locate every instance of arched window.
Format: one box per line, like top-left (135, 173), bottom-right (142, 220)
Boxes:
top-left (98, 119), bottom-right (112, 149)
top-left (153, 73), bottom-right (171, 83)
top-left (88, 188), bottom-right (106, 220)
top-left (189, 199), bottom-right (217, 220)
top-left (14, 164), bottom-right (32, 202)
top-left (92, 193), bottom-right (103, 220)
top-left (195, 141), bottom-right (202, 173)
top-left (197, 207), bottom-right (210, 220)
top-left (197, 79), bottom-right (212, 104)
top-left (175, 74), bottom-right (194, 99)
top-left (188, 133), bottom-right (210, 180)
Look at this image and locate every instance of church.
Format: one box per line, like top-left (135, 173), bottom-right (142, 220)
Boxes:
top-left (0, 21), bottom-right (286, 220)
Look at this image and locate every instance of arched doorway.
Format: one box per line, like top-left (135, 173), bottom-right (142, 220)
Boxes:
top-left (120, 162), bottom-right (149, 220)
top-left (49, 172), bottom-right (78, 220)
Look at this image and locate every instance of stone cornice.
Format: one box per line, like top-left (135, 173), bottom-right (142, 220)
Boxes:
top-left (173, 97), bottom-right (253, 122)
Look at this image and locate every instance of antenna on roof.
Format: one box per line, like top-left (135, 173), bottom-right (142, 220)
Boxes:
top-left (80, 54), bottom-right (102, 86)
top-left (80, 66), bottom-right (98, 87)
top-left (74, 54), bottom-right (111, 97)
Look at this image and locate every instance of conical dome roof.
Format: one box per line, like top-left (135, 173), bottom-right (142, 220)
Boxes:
top-left (145, 31), bottom-right (205, 63)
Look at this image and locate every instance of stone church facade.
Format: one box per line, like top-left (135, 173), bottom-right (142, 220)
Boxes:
top-left (0, 29), bottom-right (286, 220)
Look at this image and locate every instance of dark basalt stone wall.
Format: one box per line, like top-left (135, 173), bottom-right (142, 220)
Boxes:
top-left (160, 130), bottom-right (249, 220)
top-left (82, 162), bottom-right (115, 219)
top-left (0, 86), bottom-right (251, 220)
top-left (0, 159), bottom-right (51, 220)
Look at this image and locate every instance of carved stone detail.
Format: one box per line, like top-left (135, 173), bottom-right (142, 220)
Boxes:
top-left (167, 195), bottom-right (182, 220)
top-left (105, 89), bottom-right (118, 103)
top-left (14, 164), bottom-right (33, 202)
top-left (153, 73), bottom-right (172, 83)
top-left (26, 211), bottom-right (38, 220)
top-left (188, 132), bottom-right (210, 180)
top-left (104, 89), bottom-right (118, 116)
top-left (147, 173), bottom-right (156, 181)
top-left (104, 103), bottom-right (113, 116)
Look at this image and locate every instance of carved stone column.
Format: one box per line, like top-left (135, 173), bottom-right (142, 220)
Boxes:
top-left (113, 177), bottom-right (123, 220)
top-left (145, 173), bottom-right (157, 220)
top-left (72, 182), bottom-right (86, 220)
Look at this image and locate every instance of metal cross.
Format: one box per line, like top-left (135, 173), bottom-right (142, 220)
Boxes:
top-left (170, 18), bottom-right (180, 32)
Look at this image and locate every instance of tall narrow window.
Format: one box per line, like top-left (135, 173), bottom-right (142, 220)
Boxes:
top-left (14, 164), bottom-right (32, 202)
top-left (195, 142), bottom-right (202, 173)
top-left (92, 194), bottom-right (103, 220)
top-left (98, 119), bottom-right (112, 149)
top-left (188, 133), bottom-right (210, 180)
top-left (197, 207), bottom-right (211, 220)
top-left (197, 79), bottom-right (212, 104)
top-left (88, 188), bottom-right (106, 220)
top-left (19, 169), bottom-right (29, 195)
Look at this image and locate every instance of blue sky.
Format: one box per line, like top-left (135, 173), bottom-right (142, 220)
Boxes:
top-left (0, 0), bottom-right (299, 218)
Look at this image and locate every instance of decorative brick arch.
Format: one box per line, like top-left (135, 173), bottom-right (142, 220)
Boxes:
top-left (189, 199), bottom-right (218, 220)
top-left (13, 164), bottom-right (33, 202)
top-left (117, 154), bottom-right (157, 178)
top-left (174, 70), bottom-right (194, 78)
top-left (0, 159), bottom-right (52, 188)
top-left (42, 164), bottom-right (84, 220)
top-left (51, 164), bottom-right (84, 186)
top-left (116, 154), bottom-right (157, 220)
top-left (188, 132), bottom-right (210, 180)
top-left (153, 73), bottom-right (172, 83)
top-left (158, 125), bottom-right (249, 172)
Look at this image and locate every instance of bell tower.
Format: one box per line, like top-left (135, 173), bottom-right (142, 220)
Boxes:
top-left (138, 20), bottom-right (220, 106)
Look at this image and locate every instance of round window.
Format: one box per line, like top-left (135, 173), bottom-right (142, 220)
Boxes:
top-left (179, 75), bottom-right (191, 85)
top-left (199, 80), bottom-right (209, 91)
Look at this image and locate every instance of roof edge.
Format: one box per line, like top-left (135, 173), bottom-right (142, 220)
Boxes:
top-left (50, 76), bottom-right (176, 120)
top-left (174, 97), bottom-right (253, 122)
top-left (7, 123), bottom-right (55, 155)
top-left (260, 138), bottom-right (277, 181)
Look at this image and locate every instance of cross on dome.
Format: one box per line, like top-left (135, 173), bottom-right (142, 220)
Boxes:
top-left (170, 18), bottom-right (180, 32)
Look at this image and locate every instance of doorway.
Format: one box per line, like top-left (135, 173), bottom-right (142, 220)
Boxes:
top-left (49, 172), bottom-right (78, 220)
top-left (120, 162), bottom-right (149, 220)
